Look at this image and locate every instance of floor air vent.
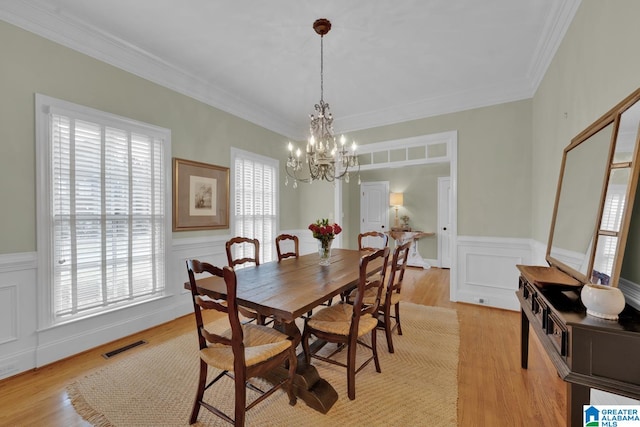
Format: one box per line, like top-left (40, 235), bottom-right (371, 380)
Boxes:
top-left (102, 340), bottom-right (147, 359)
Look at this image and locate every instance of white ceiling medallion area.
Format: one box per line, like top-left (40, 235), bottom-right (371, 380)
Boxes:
top-left (0, 1), bottom-right (581, 140)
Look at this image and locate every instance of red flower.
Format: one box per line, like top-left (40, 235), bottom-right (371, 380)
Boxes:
top-left (309, 218), bottom-right (342, 241)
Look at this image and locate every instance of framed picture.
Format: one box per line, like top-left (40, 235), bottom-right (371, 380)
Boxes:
top-left (173, 158), bottom-right (229, 231)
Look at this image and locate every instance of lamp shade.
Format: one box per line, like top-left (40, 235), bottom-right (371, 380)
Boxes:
top-left (390, 192), bottom-right (404, 207)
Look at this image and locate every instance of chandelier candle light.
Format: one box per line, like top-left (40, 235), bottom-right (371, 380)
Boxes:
top-left (285, 18), bottom-right (360, 188)
top-left (309, 218), bottom-right (342, 265)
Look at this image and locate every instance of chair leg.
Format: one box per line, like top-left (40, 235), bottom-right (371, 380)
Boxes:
top-left (372, 329), bottom-right (381, 373)
top-left (234, 369), bottom-right (247, 427)
top-left (189, 359), bottom-right (207, 424)
top-left (395, 302), bottom-right (403, 335)
top-left (383, 308), bottom-right (395, 353)
top-left (346, 339), bottom-right (357, 400)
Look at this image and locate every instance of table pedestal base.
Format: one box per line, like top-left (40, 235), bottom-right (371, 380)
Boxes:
top-left (262, 354), bottom-right (338, 414)
top-left (265, 323), bottom-right (339, 413)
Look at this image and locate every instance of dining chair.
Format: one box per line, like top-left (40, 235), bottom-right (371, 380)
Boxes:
top-left (226, 236), bottom-right (261, 268)
top-left (186, 259), bottom-right (297, 426)
top-left (358, 231), bottom-right (389, 252)
top-left (348, 240), bottom-right (411, 353)
top-left (226, 236), bottom-right (266, 324)
top-left (275, 234), bottom-right (299, 261)
top-left (335, 231), bottom-right (388, 303)
top-left (301, 246), bottom-right (390, 400)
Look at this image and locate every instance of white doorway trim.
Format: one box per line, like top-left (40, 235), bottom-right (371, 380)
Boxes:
top-left (437, 177), bottom-right (452, 269)
top-left (334, 130), bottom-right (458, 302)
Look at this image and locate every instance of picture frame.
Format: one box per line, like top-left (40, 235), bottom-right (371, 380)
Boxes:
top-left (173, 158), bottom-right (229, 231)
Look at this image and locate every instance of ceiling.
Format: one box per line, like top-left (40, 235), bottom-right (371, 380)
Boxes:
top-left (0, 0), bottom-right (581, 140)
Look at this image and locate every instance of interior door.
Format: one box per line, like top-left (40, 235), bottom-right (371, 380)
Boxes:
top-left (438, 177), bottom-right (451, 268)
top-left (360, 182), bottom-right (389, 245)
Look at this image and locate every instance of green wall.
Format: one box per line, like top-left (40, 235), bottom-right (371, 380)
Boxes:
top-left (0, 20), bottom-right (295, 254)
top-left (531, 0), bottom-right (640, 245)
top-left (3, 0), bottom-right (640, 259)
top-left (348, 100), bottom-right (533, 238)
top-left (348, 163), bottom-right (450, 258)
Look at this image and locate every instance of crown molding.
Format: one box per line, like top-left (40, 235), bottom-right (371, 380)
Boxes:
top-left (0, 0), bottom-right (580, 139)
top-left (0, 0), bottom-right (298, 137)
top-left (526, 0), bottom-right (582, 93)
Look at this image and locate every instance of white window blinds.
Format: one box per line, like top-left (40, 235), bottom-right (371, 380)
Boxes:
top-left (232, 149), bottom-right (278, 263)
top-left (37, 95), bottom-right (169, 324)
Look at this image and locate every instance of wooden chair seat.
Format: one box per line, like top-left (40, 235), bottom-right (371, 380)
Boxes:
top-left (200, 323), bottom-right (293, 371)
top-left (307, 303), bottom-right (378, 336)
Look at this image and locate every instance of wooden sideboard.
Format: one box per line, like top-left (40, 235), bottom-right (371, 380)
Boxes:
top-left (517, 265), bottom-right (640, 427)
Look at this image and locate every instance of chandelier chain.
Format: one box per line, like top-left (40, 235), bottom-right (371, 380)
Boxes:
top-left (320, 34), bottom-right (324, 103)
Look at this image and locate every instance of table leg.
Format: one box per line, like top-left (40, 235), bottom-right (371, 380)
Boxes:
top-left (521, 309), bottom-right (529, 369)
top-left (567, 382), bottom-right (589, 427)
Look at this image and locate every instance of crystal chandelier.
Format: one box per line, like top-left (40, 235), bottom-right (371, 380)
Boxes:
top-left (285, 18), bottom-right (360, 189)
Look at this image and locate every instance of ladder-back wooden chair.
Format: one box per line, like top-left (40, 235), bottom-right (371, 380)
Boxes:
top-left (358, 231), bottom-right (389, 252)
top-left (225, 237), bottom-right (266, 324)
top-left (301, 247), bottom-right (390, 400)
top-left (186, 259), bottom-right (297, 426)
top-left (348, 240), bottom-right (411, 353)
top-left (226, 236), bottom-right (261, 268)
top-left (275, 234), bottom-right (299, 261)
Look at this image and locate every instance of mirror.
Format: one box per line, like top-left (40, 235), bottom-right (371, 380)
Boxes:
top-left (617, 96), bottom-right (640, 308)
top-left (592, 168), bottom-right (630, 283)
top-left (547, 88), bottom-right (640, 288)
top-left (547, 122), bottom-right (612, 282)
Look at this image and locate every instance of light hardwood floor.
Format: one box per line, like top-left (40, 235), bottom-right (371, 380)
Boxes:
top-left (0, 267), bottom-right (566, 426)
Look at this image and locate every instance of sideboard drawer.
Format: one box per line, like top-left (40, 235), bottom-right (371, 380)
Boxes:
top-left (547, 312), bottom-right (567, 356)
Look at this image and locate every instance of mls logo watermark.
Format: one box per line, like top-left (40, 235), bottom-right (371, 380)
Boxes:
top-left (584, 405), bottom-right (640, 426)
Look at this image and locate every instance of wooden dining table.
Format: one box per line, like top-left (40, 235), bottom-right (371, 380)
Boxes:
top-left (184, 248), bottom-right (383, 414)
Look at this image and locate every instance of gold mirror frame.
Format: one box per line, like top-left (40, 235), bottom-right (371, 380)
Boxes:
top-left (546, 88), bottom-right (640, 287)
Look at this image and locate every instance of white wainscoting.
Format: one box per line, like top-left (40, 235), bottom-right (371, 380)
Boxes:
top-left (0, 252), bottom-right (37, 379)
top-left (0, 233), bottom-right (558, 380)
top-left (456, 236), bottom-right (537, 311)
top-left (0, 235), bottom-right (233, 380)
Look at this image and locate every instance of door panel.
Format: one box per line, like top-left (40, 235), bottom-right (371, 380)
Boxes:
top-left (360, 182), bottom-right (389, 246)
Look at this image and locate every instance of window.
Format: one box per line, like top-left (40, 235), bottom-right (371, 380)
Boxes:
top-left (593, 184), bottom-right (627, 280)
top-left (36, 94), bottom-right (171, 326)
top-left (231, 148), bottom-right (278, 264)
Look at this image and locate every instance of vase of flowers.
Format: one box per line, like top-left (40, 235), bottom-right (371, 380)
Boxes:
top-left (309, 218), bottom-right (342, 265)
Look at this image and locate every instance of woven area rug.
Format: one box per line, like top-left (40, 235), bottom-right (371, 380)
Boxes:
top-left (68, 302), bottom-right (459, 426)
